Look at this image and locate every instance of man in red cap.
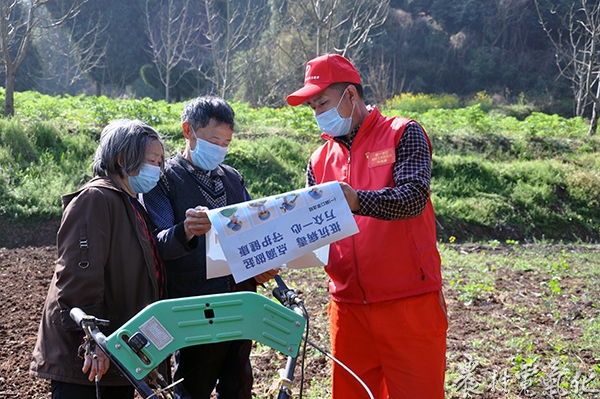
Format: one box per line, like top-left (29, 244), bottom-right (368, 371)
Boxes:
top-left (287, 54), bottom-right (447, 399)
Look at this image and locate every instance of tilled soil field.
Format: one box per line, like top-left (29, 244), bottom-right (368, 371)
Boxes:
top-left (1, 244), bottom-right (599, 398)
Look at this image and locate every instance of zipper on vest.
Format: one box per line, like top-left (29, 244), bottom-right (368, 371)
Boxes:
top-left (345, 164), bottom-right (368, 303)
top-left (353, 243), bottom-right (368, 304)
top-left (348, 217), bottom-right (369, 303)
top-left (346, 148), bottom-right (352, 183)
top-left (343, 143), bottom-right (366, 301)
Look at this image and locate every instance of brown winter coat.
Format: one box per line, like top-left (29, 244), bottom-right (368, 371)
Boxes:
top-left (30, 176), bottom-right (160, 385)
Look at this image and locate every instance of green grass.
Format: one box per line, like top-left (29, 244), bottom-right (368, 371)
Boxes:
top-left (1, 89), bottom-right (599, 397)
top-left (253, 243), bottom-right (600, 398)
top-left (438, 243), bottom-right (600, 398)
top-left (1, 90), bottom-right (599, 244)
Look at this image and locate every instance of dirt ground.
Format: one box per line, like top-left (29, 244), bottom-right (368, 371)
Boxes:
top-left (0, 245), bottom-right (334, 399)
top-left (0, 246), bottom-right (56, 398)
top-left (1, 243), bottom-right (598, 398)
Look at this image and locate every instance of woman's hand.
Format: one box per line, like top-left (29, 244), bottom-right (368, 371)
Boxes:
top-left (82, 350), bottom-right (110, 381)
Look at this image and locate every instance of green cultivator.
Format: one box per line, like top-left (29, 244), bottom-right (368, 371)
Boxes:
top-left (71, 285), bottom-right (306, 399)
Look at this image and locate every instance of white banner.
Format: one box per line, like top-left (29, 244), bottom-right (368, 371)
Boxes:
top-left (205, 181), bottom-right (359, 283)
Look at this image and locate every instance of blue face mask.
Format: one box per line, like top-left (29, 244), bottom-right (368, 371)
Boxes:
top-left (315, 89), bottom-right (355, 137)
top-left (191, 135), bottom-right (228, 171)
top-left (128, 163), bottom-right (161, 194)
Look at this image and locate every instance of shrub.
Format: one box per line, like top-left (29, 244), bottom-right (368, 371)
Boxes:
top-left (466, 91), bottom-right (494, 112)
top-left (566, 171), bottom-right (600, 209)
top-left (0, 119), bottom-right (37, 163)
top-left (384, 93), bottom-right (460, 113)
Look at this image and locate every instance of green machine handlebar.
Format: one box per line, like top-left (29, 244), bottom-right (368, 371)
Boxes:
top-left (104, 291), bottom-right (306, 380)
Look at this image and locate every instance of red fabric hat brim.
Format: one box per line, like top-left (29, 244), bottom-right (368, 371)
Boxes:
top-left (286, 83), bottom-right (329, 106)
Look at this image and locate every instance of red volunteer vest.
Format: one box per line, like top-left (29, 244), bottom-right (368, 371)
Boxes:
top-left (310, 108), bottom-right (442, 304)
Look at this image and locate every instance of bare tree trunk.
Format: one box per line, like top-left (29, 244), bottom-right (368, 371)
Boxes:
top-left (38, 16), bottom-right (107, 95)
top-left (4, 67), bottom-right (16, 117)
top-left (145, 0), bottom-right (201, 103)
top-left (589, 81), bottom-right (600, 136)
top-left (202, 0), bottom-right (266, 99)
top-left (535, 0), bottom-right (600, 122)
top-left (165, 72), bottom-right (170, 103)
top-left (590, 103), bottom-right (598, 135)
top-left (0, 0), bottom-right (85, 115)
top-left (365, 51), bottom-right (391, 105)
top-left (576, 84), bottom-right (586, 117)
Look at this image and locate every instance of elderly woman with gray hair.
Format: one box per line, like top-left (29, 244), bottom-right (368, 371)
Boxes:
top-left (30, 119), bottom-right (166, 399)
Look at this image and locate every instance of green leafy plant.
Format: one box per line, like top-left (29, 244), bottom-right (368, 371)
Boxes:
top-left (0, 91), bottom-right (599, 244)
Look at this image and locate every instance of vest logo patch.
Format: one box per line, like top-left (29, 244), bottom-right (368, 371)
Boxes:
top-left (367, 148), bottom-right (395, 168)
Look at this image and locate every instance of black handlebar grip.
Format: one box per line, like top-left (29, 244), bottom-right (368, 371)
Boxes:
top-left (273, 287), bottom-right (285, 305)
top-left (274, 275), bottom-right (289, 291)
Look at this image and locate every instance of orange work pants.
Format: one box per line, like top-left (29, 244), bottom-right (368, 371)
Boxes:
top-left (328, 291), bottom-right (447, 399)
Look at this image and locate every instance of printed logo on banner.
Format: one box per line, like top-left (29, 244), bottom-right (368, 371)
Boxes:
top-left (275, 192), bottom-right (305, 214)
top-left (247, 199), bottom-right (278, 225)
top-left (217, 206), bottom-right (251, 237)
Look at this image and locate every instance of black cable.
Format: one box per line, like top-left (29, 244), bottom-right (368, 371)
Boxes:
top-left (271, 276), bottom-right (374, 399)
top-left (297, 301), bottom-right (309, 399)
top-left (272, 275), bottom-right (309, 398)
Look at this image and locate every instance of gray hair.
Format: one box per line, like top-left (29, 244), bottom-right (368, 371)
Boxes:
top-left (92, 119), bottom-right (164, 178)
top-left (181, 96), bottom-right (235, 131)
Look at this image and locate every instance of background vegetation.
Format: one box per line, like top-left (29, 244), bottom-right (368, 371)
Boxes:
top-left (2, 0), bottom-right (594, 117)
top-left (1, 3), bottom-right (599, 397)
top-left (0, 90), bottom-right (598, 246)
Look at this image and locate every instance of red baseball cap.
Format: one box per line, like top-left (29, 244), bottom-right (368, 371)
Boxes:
top-left (286, 54), bottom-right (361, 106)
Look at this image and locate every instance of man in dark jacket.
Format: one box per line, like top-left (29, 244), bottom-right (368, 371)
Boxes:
top-left (143, 96), bottom-right (276, 399)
